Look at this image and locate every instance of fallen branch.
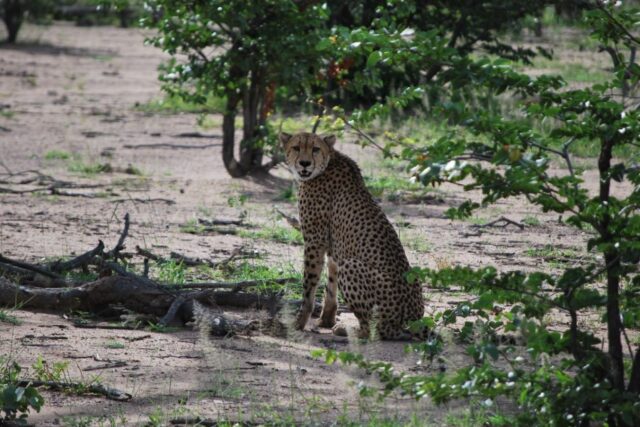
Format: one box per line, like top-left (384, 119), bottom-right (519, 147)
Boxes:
top-left (82, 361), bottom-right (128, 371)
top-left (0, 276), bottom-right (285, 318)
top-left (136, 246), bottom-right (217, 268)
top-left (16, 379), bottom-right (132, 401)
top-left (123, 142), bottom-right (220, 150)
top-left (471, 216), bottom-right (525, 230)
top-left (111, 197), bottom-right (175, 205)
top-left (197, 218), bottom-right (245, 227)
top-left (49, 240), bottom-right (105, 273)
top-left (0, 254), bottom-right (60, 279)
top-left (163, 277), bottom-right (298, 290)
top-left (105, 213), bottom-right (130, 259)
top-left (275, 208), bottom-right (300, 231)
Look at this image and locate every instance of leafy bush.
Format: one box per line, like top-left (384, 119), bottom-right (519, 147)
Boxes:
top-left (144, 0), bottom-right (328, 177)
top-left (314, 1), bottom-right (640, 425)
top-left (0, 359), bottom-right (44, 421)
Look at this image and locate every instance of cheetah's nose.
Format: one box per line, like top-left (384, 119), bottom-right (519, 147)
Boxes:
top-left (299, 160), bottom-right (311, 168)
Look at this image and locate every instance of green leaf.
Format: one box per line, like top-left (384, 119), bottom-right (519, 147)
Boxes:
top-left (367, 50), bottom-right (383, 68)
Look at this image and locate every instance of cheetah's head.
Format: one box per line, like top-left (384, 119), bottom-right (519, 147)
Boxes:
top-left (279, 132), bottom-right (336, 182)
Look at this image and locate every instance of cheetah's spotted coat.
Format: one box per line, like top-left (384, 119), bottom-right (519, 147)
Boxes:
top-left (281, 132), bottom-right (424, 339)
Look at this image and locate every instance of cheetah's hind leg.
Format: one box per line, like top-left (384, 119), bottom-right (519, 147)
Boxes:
top-left (331, 258), bottom-right (380, 340)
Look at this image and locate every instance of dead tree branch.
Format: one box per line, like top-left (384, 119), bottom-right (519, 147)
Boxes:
top-left (16, 379), bottom-right (131, 401)
top-left (471, 216), bottom-right (525, 230)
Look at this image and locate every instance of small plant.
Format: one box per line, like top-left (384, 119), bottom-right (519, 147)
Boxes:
top-left (104, 340), bottom-right (125, 350)
top-left (155, 259), bottom-right (186, 285)
top-left (135, 93), bottom-right (226, 115)
top-left (276, 184), bottom-right (297, 202)
top-left (32, 355), bottom-right (69, 383)
top-left (364, 174), bottom-right (425, 202)
top-left (521, 215), bottom-right (541, 227)
top-left (0, 358), bottom-right (44, 422)
top-left (0, 109), bottom-right (15, 119)
top-left (179, 218), bottom-right (206, 234)
top-left (0, 309), bottom-right (20, 325)
top-left (68, 161), bottom-right (113, 176)
top-left (226, 194), bottom-right (249, 208)
top-left (44, 150), bottom-right (72, 160)
top-left (238, 224), bottom-right (303, 246)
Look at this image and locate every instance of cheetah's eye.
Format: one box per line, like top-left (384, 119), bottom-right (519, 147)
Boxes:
top-left (312, 147), bottom-right (320, 153)
top-left (292, 146), bottom-right (300, 152)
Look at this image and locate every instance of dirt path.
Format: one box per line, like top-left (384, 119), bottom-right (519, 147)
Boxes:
top-left (0, 23), bottom-right (613, 425)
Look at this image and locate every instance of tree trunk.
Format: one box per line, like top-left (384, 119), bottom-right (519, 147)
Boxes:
top-left (599, 138), bottom-right (625, 391)
top-left (629, 345), bottom-right (640, 393)
top-left (2, 0), bottom-right (24, 44)
top-left (239, 70), bottom-right (265, 172)
top-left (221, 94), bottom-right (246, 177)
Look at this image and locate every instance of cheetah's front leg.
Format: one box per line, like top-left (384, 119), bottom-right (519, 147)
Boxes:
top-left (294, 242), bottom-right (326, 330)
top-left (317, 257), bottom-right (338, 328)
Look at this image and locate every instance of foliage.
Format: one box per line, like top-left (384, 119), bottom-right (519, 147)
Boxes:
top-left (0, 308), bottom-right (20, 325)
top-left (312, 1), bottom-right (640, 425)
top-left (318, 0), bottom-right (558, 109)
top-left (144, 0), bottom-right (328, 177)
top-left (0, 358), bottom-right (44, 421)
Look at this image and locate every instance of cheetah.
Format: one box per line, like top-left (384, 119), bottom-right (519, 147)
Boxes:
top-left (280, 132), bottom-right (424, 340)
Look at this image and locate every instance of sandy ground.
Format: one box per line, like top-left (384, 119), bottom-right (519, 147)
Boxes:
top-left (0, 23), bottom-right (631, 426)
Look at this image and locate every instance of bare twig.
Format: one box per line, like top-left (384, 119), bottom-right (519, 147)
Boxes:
top-left (312, 103), bottom-right (326, 134)
top-left (105, 213), bottom-right (130, 259)
top-left (111, 197), bottom-right (175, 205)
top-left (16, 379), bottom-right (131, 401)
top-left (159, 296), bottom-right (187, 326)
top-left (162, 277), bottom-right (298, 290)
top-left (470, 216), bottom-right (525, 230)
top-left (197, 218), bottom-right (244, 227)
top-left (49, 241), bottom-right (105, 273)
top-left (0, 254), bottom-right (60, 279)
top-left (275, 208), bottom-right (301, 231)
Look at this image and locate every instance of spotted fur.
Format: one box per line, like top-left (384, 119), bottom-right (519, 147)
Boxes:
top-left (280, 132), bottom-right (424, 340)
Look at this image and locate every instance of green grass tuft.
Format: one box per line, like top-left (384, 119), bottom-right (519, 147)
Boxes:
top-left (44, 150), bottom-right (72, 160)
top-left (104, 340), bottom-right (125, 349)
top-left (0, 309), bottom-right (21, 325)
top-left (239, 224), bottom-right (303, 246)
top-left (135, 93), bottom-right (226, 115)
top-left (68, 161), bottom-right (113, 176)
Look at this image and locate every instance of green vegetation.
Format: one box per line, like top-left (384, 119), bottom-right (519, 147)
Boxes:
top-left (276, 184), bottom-right (297, 203)
top-left (364, 175), bottom-right (423, 202)
top-left (67, 160), bottom-right (113, 176)
top-left (178, 218), bottom-right (206, 235)
top-left (154, 259), bottom-right (186, 285)
top-left (135, 93), bottom-right (226, 115)
top-left (104, 340), bottom-right (125, 349)
top-left (144, 0), bottom-right (327, 177)
top-left (44, 150), bottom-right (72, 160)
top-left (32, 355), bottom-right (69, 383)
top-left (519, 57), bottom-right (610, 85)
top-left (0, 109), bottom-right (15, 119)
top-left (0, 309), bottom-right (20, 325)
top-left (525, 244), bottom-right (580, 260)
top-left (307, 2), bottom-right (640, 425)
top-left (1, 357), bottom-right (44, 422)
top-left (521, 216), bottom-right (541, 227)
top-left (238, 224), bottom-right (303, 246)
top-left (146, 321), bottom-right (180, 333)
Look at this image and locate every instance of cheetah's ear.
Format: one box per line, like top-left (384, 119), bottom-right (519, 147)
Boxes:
top-left (323, 135), bottom-right (336, 147)
top-left (279, 132), bottom-right (292, 148)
